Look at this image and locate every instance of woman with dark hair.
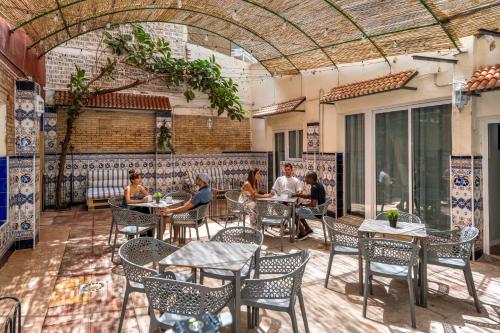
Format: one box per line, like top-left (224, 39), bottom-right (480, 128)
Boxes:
top-left (123, 170), bottom-right (149, 212)
top-left (239, 168), bottom-right (272, 226)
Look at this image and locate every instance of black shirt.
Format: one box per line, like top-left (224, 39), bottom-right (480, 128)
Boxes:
top-left (310, 181), bottom-right (326, 206)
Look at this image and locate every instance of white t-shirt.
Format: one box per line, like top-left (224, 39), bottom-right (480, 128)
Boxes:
top-left (272, 176), bottom-right (303, 194)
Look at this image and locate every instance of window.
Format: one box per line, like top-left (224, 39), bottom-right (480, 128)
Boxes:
top-left (273, 129), bottom-right (303, 178)
top-left (288, 130), bottom-right (303, 159)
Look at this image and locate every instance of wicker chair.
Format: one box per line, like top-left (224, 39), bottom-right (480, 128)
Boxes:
top-left (241, 251), bottom-right (311, 333)
top-left (199, 227), bottom-right (263, 284)
top-left (107, 195), bottom-right (123, 245)
top-left (143, 275), bottom-right (234, 332)
top-left (360, 238), bottom-right (420, 328)
top-left (225, 190), bottom-right (247, 227)
top-left (323, 216), bottom-right (361, 289)
top-left (162, 191), bottom-right (192, 204)
top-left (169, 204), bottom-right (210, 243)
top-left (296, 197), bottom-right (333, 244)
top-left (255, 200), bottom-right (292, 251)
top-left (110, 206), bottom-right (159, 262)
top-left (423, 226), bottom-right (481, 312)
top-left (376, 211), bottom-right (422, 224)
top-left (117, 237), bottom-right (192, 332)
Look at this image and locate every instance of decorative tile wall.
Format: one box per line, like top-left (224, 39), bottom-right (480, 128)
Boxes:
top-left (473, 157), bottom-right (483, 252)
top-left (43, 152), bottom-right (268, 207)
top-left (15, 86), bottom-right (39, 156)
top-left (43, 111), bottom-right (58, 154)
top-left (306, 122), bottom-right (320, 153)
top-left (0, 156), bottom-right (14, 258)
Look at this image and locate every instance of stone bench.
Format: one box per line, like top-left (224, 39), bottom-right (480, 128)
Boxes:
top-left (86, 169), bottom-right (128, 210)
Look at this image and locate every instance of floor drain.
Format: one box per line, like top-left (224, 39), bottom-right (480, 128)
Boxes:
top-left (79, 281), bottom-right (106, 294)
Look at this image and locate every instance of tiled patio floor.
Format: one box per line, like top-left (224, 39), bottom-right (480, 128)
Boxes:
top-left (1, 206), bottom-right (500, 332)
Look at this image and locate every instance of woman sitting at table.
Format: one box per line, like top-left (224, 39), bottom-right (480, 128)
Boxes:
top-left (239, 168), bottom-right (272, 226)
top-left (123, 170), bottom-right (149, 214)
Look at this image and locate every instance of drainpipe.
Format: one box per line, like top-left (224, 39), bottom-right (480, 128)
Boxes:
top-left (318, 89), bottom-right (325, 171)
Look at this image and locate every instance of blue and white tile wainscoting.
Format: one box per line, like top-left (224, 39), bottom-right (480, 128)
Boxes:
top-left (43, 152), bottom-right (268, 207)
top-left (280, 153), bottom-right (343, 218)
top-left (450, 156), bottom-right (483, 258)
top-left (306, 122), bottom-right (320, 153)
top-left (0, 156), bottom-right (15, 266)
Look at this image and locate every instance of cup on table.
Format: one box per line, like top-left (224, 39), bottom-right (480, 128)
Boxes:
top-left (164, 197), bottom-right (173, 204)
top-left (145, 195), bottom-right (153, 202)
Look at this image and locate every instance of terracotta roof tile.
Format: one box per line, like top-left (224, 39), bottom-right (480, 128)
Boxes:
top-left (465, 64), bottom-right (500, 94)
top-left (320, 70), bottom-right (418, 103)
top-left (252, 97), bottom-right (306, 118)
top-left (53, 91), bottom-right (171, 111)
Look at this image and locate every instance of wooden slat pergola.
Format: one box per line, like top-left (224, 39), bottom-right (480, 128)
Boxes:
top-left (0, 0), bottom-right (499, 75)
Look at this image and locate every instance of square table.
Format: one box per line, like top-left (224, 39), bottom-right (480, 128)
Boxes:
top-left (159, 240), bottom-right (260, 332)
top-left (128, 198), bottom-right (184, 239)
top-left (358, 219), bottom-right (428, 306)
top-left (257, 196), bottom-right (298, 242)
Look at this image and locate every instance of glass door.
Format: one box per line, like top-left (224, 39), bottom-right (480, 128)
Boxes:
top-left (274, 132), bottom-right (285, 179)
top-left (346, 114), bottom-right (365, 216)
top-left (375, 110), bottom-right (409, 214)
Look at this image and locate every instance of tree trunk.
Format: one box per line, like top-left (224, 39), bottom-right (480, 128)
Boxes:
top-left (55, 116), bottom-right (75, 209)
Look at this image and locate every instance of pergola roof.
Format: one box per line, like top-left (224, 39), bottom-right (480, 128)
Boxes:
top-left (1, 1), bottom-right (499, 75)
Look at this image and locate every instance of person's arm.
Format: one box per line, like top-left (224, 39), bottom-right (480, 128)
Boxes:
top-left (305, 186), bottom-right (319, 207)
top-left (163, 201), bottom-right (195, 215)
top-left (243, 182), bottom-right (271, 199)
top-left (271, 177), bottom-right (281, 194)
top-left (139, 185), bottom-right (149, 197)
top-left (125, 186), bottom-right (147, 204)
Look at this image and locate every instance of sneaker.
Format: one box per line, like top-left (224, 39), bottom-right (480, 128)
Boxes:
top-left (296, 229), bottom-right (314, 241)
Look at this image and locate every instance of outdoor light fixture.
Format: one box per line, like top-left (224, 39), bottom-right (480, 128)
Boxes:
top-left (176, 0), bottom-right (182, 8)
top-left (207, 117), bottom-right (213, 129)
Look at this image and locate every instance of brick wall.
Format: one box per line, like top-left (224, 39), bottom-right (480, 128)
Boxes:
top-left (173, 115), bottom-right (251, 153)
top-left (0, 63), bottom-right (16, 156)
top-left (57, 109), bottom-right (156, 153)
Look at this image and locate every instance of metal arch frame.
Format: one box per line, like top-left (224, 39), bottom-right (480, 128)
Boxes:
top-left (11, 0), bottom-right (85, 31)
top-left (37, 19), bottom-right (274, 74)
top-left (54, 0), bottom-right (72, 38)
top-left (322, 0), bottom-right (390, 67)
top-left (417, 0), bottom-right (461, 51)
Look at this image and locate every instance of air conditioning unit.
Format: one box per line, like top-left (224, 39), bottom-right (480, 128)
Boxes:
top-left (35, 94), bottom-right (44, 116)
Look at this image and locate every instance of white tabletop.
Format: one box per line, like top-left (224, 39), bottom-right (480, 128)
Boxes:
top-left (257, 195), bottom-right (298, 204)
top-left (127, 198), bottom-right (184, 209)
top-left (160, 241), bottom-right (259, 272)
top-left (359, 219), bottom-right (427, 238)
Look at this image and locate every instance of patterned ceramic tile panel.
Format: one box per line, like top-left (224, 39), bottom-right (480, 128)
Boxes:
top-left (43, 112), bottom-right (58, 154)
top-left (156, 112), bottom-right (173, 154)
top-left (473, 157), bottom-right (483, 251)
top-left (15, 90), bottom-right (39, 156)
top-left (307, 122), bottom-right (320, 153)
top-left (43, 152), bottom-right (268, 206)
top-left (0, 157), bottom-right (14, 258)
top-left (280, 153), bottom-right (338, 214)
top-left (450, 156), bottom-right (473, 228)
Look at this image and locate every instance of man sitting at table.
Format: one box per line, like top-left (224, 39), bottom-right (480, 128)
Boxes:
top-left (294, 171), bottom-right (326, 240)
top-left (272, 163), bottom-right (303, 196)
top-left (160, 173), bottom-right (212, 243)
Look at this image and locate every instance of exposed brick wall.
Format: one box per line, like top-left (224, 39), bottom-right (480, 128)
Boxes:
top-left (0, 63), bottom-right (16, 156)
top-left (57, 109), bottom-right (156, 153)
top-left (173, 115), bottom-right (251, 153)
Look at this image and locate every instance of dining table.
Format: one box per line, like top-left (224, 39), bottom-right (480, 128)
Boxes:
top-left (257, 195), bottom-right (299, 242)
top-left (127, 197), bottom-right (184, 240)
top-left (159, 240), bottom-right (260, 333)
top-left (358, 219), bottom-right (428, 307)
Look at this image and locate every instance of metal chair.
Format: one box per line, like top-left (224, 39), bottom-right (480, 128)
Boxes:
top-left (255, 200), bottom-right (292, 251)
top-left (0, 296), bottom-right (21, 333)
top-left (376, 211), bottom-right (422, 224)
top-left (323, 216), bottom-right (362, 289)
top-left (423, 226), bottom-right (481, 312)
top-left (169, 204), bottom-right (210, 243)
top-left (117, 237), bottom-right (192, 332)
top-left (144, 275), bottom-right (234, 332)
top-left (162, 191), bottom-right (192, 204)
top-left (241, 251), bottom-right (311, 333)
top-left (199, 227), bottom-right (263, 284)
top-left (296, 197), bottom-right (333, 245)
top-left (224, 190), bottom-right (247, 227)
top-left (107, 195), bottom-right (123, 245)
top-left (110, 206), bottom-right (159, 262)
top-left (360, 238), bottom-right (420, 328)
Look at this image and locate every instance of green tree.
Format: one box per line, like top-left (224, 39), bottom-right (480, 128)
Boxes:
top-left (55, 25), bottom-right (245, 209)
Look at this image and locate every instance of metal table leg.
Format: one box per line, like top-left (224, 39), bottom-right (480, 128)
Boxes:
top-left (233, 269), bottom-right (241, 333)
top-left (419, 241), bottom-right (428, 307)
top-left (290, 203), bottom-right (296, 243)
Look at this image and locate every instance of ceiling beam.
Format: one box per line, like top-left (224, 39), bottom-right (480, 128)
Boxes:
top-left (412, 55), bottom-right (458, 64)
top-left (417, 0), bottom-right (461, 52)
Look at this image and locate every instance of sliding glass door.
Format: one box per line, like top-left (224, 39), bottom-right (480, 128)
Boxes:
top-left (346, 114), bottom-right (365, 216)
top-left (373, 103), bottom-right (451, 229)
top-left (274, 132), bottom-right (285, 179)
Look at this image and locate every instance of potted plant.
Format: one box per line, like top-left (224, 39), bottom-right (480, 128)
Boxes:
top-left (152, 193), bottom-right (162, 204)
top-left (387, 210), bottom-right (399, 228)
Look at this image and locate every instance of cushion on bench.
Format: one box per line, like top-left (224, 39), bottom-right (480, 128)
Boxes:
top-left (87, 169), bottom-right (129, 188)
top-left (87, 187), bottom-right (125, 200)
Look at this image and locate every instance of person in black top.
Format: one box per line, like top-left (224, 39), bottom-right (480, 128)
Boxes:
top-left (294, 171), bottom-right (326, 240)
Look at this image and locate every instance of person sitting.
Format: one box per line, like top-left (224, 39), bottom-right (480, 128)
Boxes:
top-left (123, 170), bottom-right (149, 214)
top-left (294, 171), bottom-right (326, 240)
top-left (271, 163), bottom-right (303, 196)
top-left (161, 173), bottom-right (212, 243)
top-left (239, 168), bottom-right (272, 226)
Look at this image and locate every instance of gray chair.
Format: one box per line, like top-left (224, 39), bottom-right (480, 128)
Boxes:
top-left (225, 190), bottom-right (247, 227)
top-left (241, 251), bottom-right (311, 333)
top-left (144, 275), bottom-right (234, 333)
top-left (200, 227), bottom-right (263, 284)
top-left (376, 211), bottom-right (422, 224)
top-left (107, 195), bottom-right (124, 245)
top-left (0, 296), bottom-right (21, 333)
top-left (423, 226), bottom-right (481, 312)
top-left (360, 238), bottom-right (420, 328)
top-left (255, 200), bottom-right (292, 251)
top-left (162, 191), bottom-right (192, 204)
top-left (117, 237), bottom-right (192, 332)
top-left (169, 203), bottom-right (210, 243)
top-left (296, 197), bottom-right (333, 244)
top-left (323, 216), bottom-right (361, 289)
top-left (110, 206), bottom-right (159, 262)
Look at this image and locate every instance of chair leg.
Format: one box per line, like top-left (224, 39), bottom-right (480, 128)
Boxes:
top-left (253, 308), bottom-right (259, 329)
top-left (195, 226), bottom-right (200, 241)
top-left (325, 248), bottom-right (335, 288)
top-left (108, 220), bottom-right (114, 245)
top-left (246, 306), bottom-right (252, 329)
top-left (148, 316), bottom-right (158, 333)
top-left (111, 229), bottom-right (119, 263)
top-left (280, 223), bottom-right (284, 251)
top-left (369, 275), bottom-right (373, 295)
top-left (205, 220), bottom-right (211, 239)
top-left (298, 291), bottom-right (310, 333)
top-left (362, 270), bottom-right (370, 318)
top-left (118, 284), bottom-right (130, 332)
top-left (289, 309), bottom-right (299, 333)
top-left (169, 222), bottom-right (173, 243)
top-left (463, 268), bottom-right (473, 296)
top-left (465, 264), bottom-right (481, 313)
top-left (321, 219), bottom-right (328, 246)
top-left (358, 252), bottom-right (363, 295)
top-left (407, 275), bottom-right (417, 328)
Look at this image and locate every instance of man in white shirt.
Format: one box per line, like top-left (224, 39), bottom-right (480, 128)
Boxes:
top-left (272, 163), bottom-right (303, 195)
